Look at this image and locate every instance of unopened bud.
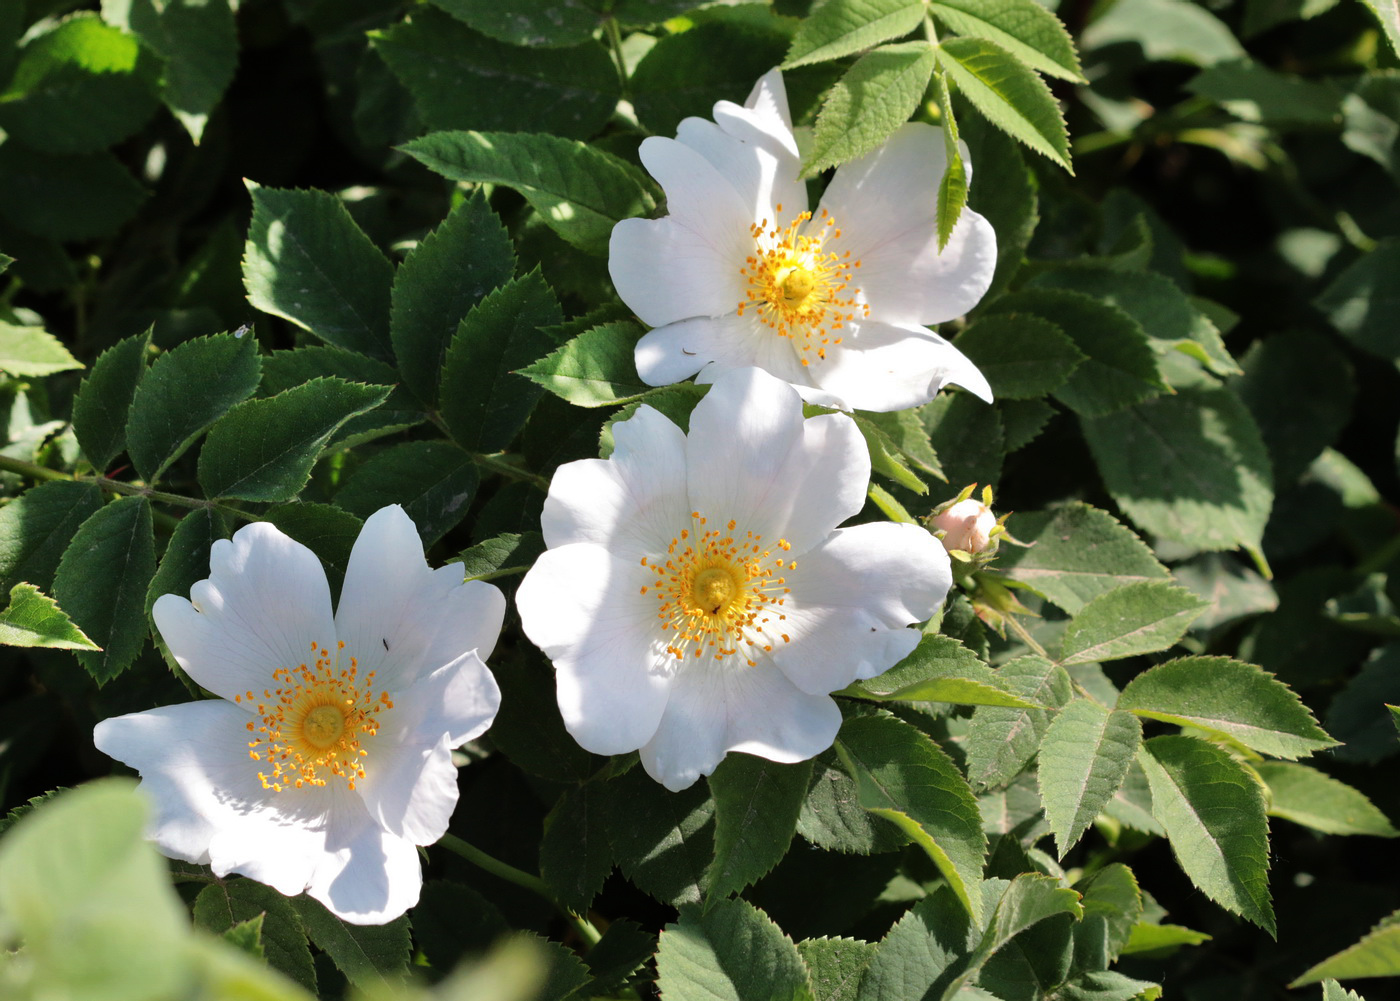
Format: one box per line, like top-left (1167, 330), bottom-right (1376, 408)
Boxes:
top-left (931, 498), bottom-right (998, 555)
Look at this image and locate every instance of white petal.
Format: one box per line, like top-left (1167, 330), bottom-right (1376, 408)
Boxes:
top-left (817, 320), bottom-right (992, 412)
top-left (334, 505), bottom-right (506, 688)
top-left (517, 544), bottom-right (673, 755)
top-left (539, 405), bottom-right (688, 554)
top-left (818, 123), bottom-right (997, 325)
top-left (205, 787), bottom-right (337, 897)
top-left (739, 68), bottom-right (794, 136)
top-left (638, 665), bottom-right (729, 791)
top-left (153, 523), bottom-right (337, 704)
top-left (355, 651), bottom-right (500, 844)
top-left (675, 117), bottom-right (793, 222)
top-left (773, 522), bottom-right (951, 694)
top-left (685, 367), bottom-right (869, 553)
top-left (723, 661), bottom-right (844, 764)
top-left (635, 313), bottom-right (811, 389)
top-left (306, 797), bottom-right (423, 925)
top-left (711, 69), bottom-right (805, 212)
top-left (609, 216), bottom-right (747, 329)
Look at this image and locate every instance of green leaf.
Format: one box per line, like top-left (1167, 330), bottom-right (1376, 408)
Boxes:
top-left (834, 711), bottom-right (986, 924)
top-left (197, 378), bottom-right (390, 502)
top-left (1037, 699), bottom-right (1142, 857)
top-left (539, 782), bottom-right (613, 915)
top-left (1081, 0), bottom-right (1244, 66)
top-left (930, 0), bottom-right (1084, 81)
top-left (705, 754), bottom-right (811, 902)
top-left (145, 508), bottom-right (220, 622)
top-left (72, 328), bottom-right (150, 473)
top-left (1118, 657), bottom-right (1335, 759)
top-left (193, 879), bottom-right (317, 993)
top-left (1121, 922), bottom-right (1209, 954)
top-left (1316, 237), bottom-right (1400, 363)
top-left (334, 441), bottom-right (479, 547)
top-left (859, 408), bottom-right (943, 480)
top-left (261, 503), bottom-right (362, 597)
top-left (846, 634), bottom-right (1039, 708)
top-left (1082, 386), bottom-right (1274, 563)
top-left (518, 321), bottom-right (651, 407)
top-left (802, 42), bottom-right (937, 177)
top-left (255, 346), bottom-right (422, 450)
top-left (220, 914), bottom-right (265, 960)
top-left (125, 331), bottom-right (262, 484)
top-left (797, 937), bottom-right (876, 1001)
top-left (439, 269), bottom-right (562, 452)
top-left (457, 532), bottom-right (546, 583)
top-left (387, 191), bottom-right (514, 406)
top-left (965, 655), bottom-right (1072, 790)
top-left (490, 648), bottom-right (600, 784)
top-left (1290, 909), bottom-right (1400, 986)
top-left (290, 895), bottom-right (410, 991)
top-left (1321, 980), bottom-right (1369, 1001)
top-left (796, 748), bottom-right (910, 854)
top-left (961, 107), bottom-right (1037, 299)
top-left (998, 504), bottom-right (1169, 615)
top-left (1188, 58), bottom-right (1344, 127)
top-left (401, 131), bottom-right (655, 257)
top-left (782, 0), bottom-right (924, 69)
top-left (1253, 761), bottom-right (1398, 837)
top-left (1074, 864), bottom-right (1143, 972)
top-left (654, 898), bottom-right (813, 1001)
top-left (1060, 582), bottom-right (1208, 666)
top-left (0, 481), bottom-right (105, 594)
top-left (984, 289), bottom-right (1164, 418)
top-left (372, 8), bottom-right (618, 141)
top-left (101, 0), bottom-right (238, 144)
top-left (858, 887), bottom-right (977, 1001)
top-left (52, 497), bottom-right (156, 684)
top-left (605, 765), bottom-right (715, 907)
top-left (1358, 0), bottom-right (1400, 57)
top-left (934, 36), bottom-right (1071, 171)
top-left (1054, 970), bottom-right (1163, 1001)
top-left (853, 412), bottom-right (928, 494)
top-left (952, 873), bottom-right (1085, 995)
top-left (0, 146), bottom-right (146, 241)
top-left (951, 314), bottom-right (1084, 400)
top-left (425, 0), bottom-right (601, 47)
top-left (584, 919), bottom-right (656, 995)
top-left (0, 582), bottom-right (99, 650)
top-left (243, 184), bottom-right (394, 360)
top-left (0, 321), bottom-right (82, 377)
top-left (1140, 735), bottom-right (1275, 935)
top-left (932, 70), bottom-right (968, 251)
top-left (0, 13), bottom-right (158, 155)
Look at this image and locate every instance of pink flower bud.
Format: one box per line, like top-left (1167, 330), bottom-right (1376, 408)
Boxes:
top-left (932, 499), bottom-right (998, 555)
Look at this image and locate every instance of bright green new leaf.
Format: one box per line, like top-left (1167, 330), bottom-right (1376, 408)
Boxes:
top-left (930, 0), bottom-right (1084, 81)
top-left (1290, 908), bottom-right (1400, 986)
top-left (0, 481), bottom-right (105, 594)
top-left (0, 583), bottom-right (99, 650)
top-left (193, 879), bottom-right (317, 993)
top-left (1082, 386), bottom-right (1274, 564)
top-left (334, 441), bottom-right (479, 547)
top-left (1121, 922), bottom-right (1210, 954)
top-left (1118, 657), bottom-right (1334, 759)
top-left (798, 937), bottom-right (876, 1001)
top-left (934, 36), bottom-right (1071, 171)
top-left (1140, 736), bottom-right (1275, 935)
top-left (1038, 699), bottom-right (1142, 857)
top-left (197, 378), bottom-right (389, 502)
top-left (401, 131), bottom-right (655, 257)
top-left (834, 711), bottom-right (986, 924)
top-left (539, 783), bottom-right (613, 916)
top-left (518, 321), bottom-right (651, 407)
top-left (859, 408), bottom-right (943, 480)
top-left (706, 754), bottom-right (812, 902)
top-left (952, 313), bottom-right (1085, 400)
top-left (1061, 582), bottom-right (1208, 666)
top-left (72, 328), bottom-right (150, 474)
top-left (426, 0), bottom-right (601, 47)
top-left (932, 70), bottom-right (969, 249)
top-left (1254, 761), bottom-right (1398, 837)
top-left (243, 184), bottom-right (394, 360)
top-left (803, 42), bottom-right (938, 177)
top-left (438, 270), bottom-right (562, 453)
top-left (846, 634), bottom-right (1039, 708)
top-left (853, 412), bottom-right (929, 494)
top-left (965, 655), bottom-right (1072, 790)
top-left (0, 146), bottom-right (146, 241)
top-left (858, 887), bottom-right (977, 1001)
top-left (1321, 979), bottom-right (1369, 1001)
top-left (654, 898), bottom-right (813, 1001)
top-left (0, 321), bottom-right (82, 377)
top-left (783, 0), bottom-right (924, 68)
top-left (52, 498), bottom-right (156, 684)
top-left (290, 895), bottom-right (410, 991)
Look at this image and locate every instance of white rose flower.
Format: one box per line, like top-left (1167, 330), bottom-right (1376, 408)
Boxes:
top-left (516, 367), bottom-right (952, 791)
top-left (610, 68), bottom-right (996, 413)
top-left (94, 505), bottom-right (504, 925)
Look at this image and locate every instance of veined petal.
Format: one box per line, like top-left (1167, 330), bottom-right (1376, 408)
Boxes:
top-left (635, 313), bottom-right (810, 389)
top-left (734, 68), bottom-right (795, 139)
top-left (540, 404), bottom-right (688, 553)
top-left (356, 651), bottom-right (500, 844)
top-left (773, 522), bottom-right (951, 694)
top-left (711, 69), bottom-right (804, 210)
top-left (816, 320), bottom-right (993, 411)
top-left (153, 523), bottom-right (337, 704)
top-left (334, 505), bottom-right (506, 688)
top-left (610, 216), bottom-right (748, 329)
top-left (517, 544), bottom-right (673, 755)
top-left (675, 117), bottom-right (793, 223)
top-left (818, 123), bottom-right (997, 325)
top-left (685, 368), bottom-right (869, 553)
top-left (306, 796), bottom-right (422, 925)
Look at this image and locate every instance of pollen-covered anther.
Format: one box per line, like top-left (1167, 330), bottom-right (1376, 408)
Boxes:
top-left (244, 642), bottom-right (389, 793)
top-left (646, 513), bottom-right (794, 667)
top-left (736, 208), bottom-right (864, 366)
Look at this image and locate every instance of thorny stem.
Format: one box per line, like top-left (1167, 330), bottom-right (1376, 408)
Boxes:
top-left (438, 834), bottom-right (602, 947)
top-left (0, 454), bottom-right (255, 522)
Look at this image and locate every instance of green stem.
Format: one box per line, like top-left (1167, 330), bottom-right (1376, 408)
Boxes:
top-left (0, 454), bottom-right (255, 522)
top-left (438, 834), bottom-right (602, 947)
top-left (605, 16), bottom-right (629, 96)
top-left (470, 451), bottom-right (551, 491)
top-left (922, 12), bottom-right (939, 44)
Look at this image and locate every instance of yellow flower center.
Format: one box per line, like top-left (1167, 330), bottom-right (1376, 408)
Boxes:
top-left (737, 206), bottom-right (869, 367)
top-left (236, 640), bottom-right (393, 792)
top-left (640, 513), bottom-right (797, 666)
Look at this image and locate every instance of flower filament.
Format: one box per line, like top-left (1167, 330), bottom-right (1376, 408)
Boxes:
top-left (640, 513), bottom-right (796, 666)
top-left (237, 640), bottom-right (393, 792)
top-left (737, 206), bottom-right (869, 367)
